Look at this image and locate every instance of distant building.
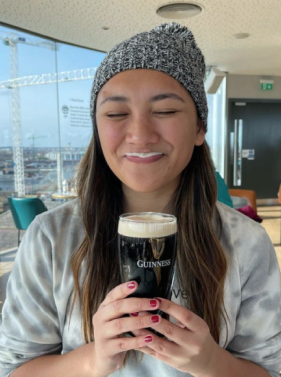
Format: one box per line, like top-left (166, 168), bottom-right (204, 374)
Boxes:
top-left (44, 151), bottom-right (85, 161)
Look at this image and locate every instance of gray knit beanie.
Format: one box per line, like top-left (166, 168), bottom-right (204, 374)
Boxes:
top-left (90, 22), bottom-right (208, 132)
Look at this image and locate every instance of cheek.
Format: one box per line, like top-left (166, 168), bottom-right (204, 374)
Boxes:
top-left (98, 125), bottom-right (123, 156)
top-left (171, 130), bottom-right (196, 153)
top-left (169, 131), bottom-right (197, 166)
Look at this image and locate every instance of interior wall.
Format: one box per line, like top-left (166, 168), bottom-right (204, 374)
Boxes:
top-left (224, 74), bottom-right (281, 181)
top-left (225, 75), bottom-right (281, 200)
top-left (227, 74), bottom-right (281, 99)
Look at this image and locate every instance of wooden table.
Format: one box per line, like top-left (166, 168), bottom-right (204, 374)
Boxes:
top-left (51, 192), bottom-right (77, 201)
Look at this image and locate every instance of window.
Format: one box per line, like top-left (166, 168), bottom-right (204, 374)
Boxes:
top-left (205, 77), bottom-right (227, 177)
top-left (0, 25), bottom-right (105, 210)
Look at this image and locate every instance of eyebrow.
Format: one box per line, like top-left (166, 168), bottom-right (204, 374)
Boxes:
top-left (150, 93), bottom-right (185, 103)
top-left (99, 92), bottom-right (185, 106)
top-left (100, 95), bottom-right (128, 106)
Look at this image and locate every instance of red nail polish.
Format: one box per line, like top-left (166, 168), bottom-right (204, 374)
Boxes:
top-left (127, 282), bottom-right (135, 289)
top-left (150, 299), bottom-right (157, 308)
top-left (130, 312), bottom-right (139, 317)
top-left (151, 315), bottom-right (160, 323)
top-left (145, 335), bottom-right (153, 343)
top-left (155, 298), bottom-right (162, 304)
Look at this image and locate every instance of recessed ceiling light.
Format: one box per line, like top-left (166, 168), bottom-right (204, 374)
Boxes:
top-left (102, 26), bottom-right (109, 31)
top-left (156, 3), bottom-right (203, 19)
top-left (233, 33), bottom-right (250, 39)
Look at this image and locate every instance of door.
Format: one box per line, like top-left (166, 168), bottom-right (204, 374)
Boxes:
top-left (227, 100), bottom-right (281, 199)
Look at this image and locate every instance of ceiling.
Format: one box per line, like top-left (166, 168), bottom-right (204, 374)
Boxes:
top-left (0, 0), bottom-right (281, 76)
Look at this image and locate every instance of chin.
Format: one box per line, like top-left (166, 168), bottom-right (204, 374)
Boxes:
top-left (127, 184), bottom-right (159, 193)
top-left (123, 178), bottom-right (169, 194)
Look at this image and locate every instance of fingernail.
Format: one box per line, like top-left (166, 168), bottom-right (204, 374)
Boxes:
top-left (149, 299), bottom-right (157, 308)
top-left (127, 282), bottom-right (136, 289)
top-left (130, 312), bottom-right (139, 317)
top-left (145, 335), bottom-right (153, 343)
top-left (151, 315), bottom-right (160, 323)
top-left (155, 298), bottom-right (162, 304)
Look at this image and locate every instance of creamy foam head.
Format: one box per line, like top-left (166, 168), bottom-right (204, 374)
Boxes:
top-left (118, 212), bottom-right (177, 238)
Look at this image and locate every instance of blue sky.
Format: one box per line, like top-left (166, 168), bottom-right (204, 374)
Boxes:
top-left (0, 24), bottom-right (105, 148)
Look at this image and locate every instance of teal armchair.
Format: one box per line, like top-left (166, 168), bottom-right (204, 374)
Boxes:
top-left (8, 196), bottom-right (48, 246)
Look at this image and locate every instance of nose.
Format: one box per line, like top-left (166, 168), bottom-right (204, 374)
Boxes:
top-left (125, 113), bottom-right (160, 146)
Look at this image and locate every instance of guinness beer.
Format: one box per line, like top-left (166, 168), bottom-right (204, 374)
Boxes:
top-left (118, 213), bottom-right (177, 301)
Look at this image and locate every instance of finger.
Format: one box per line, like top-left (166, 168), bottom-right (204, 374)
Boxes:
top-left (101, 298), bottom-right (160, 322)
top-left (130, 330), bottom-right (164, 356)
top-left (137, 345), bottom-right (165, 359)
top-left (157, 298), bottom-right (206, 333)
top-left (170, 317), bottom-right (186, 328)
top-left (143, 316), bottom-right (197, 347)
top-left (141, 333), bottom-right (180, 358)
top-left (131, 328), bottom-right (151, 338)
top-left (101, 281), bottom-right (138, 306)
top-left (110, 333), bottom-right (155, 354)
top-left (130, 310), bottom-right (151, 318)
top-left (174, 320), bottom-right (186, 329)
top-left (138, 345), bottom-right (171, 364)
top-left (133, 331), bottom-right (179, 364)
top-left (137, 345), bottom-right (153, 354)
top-left (105, 314), bottom-right (162, 338)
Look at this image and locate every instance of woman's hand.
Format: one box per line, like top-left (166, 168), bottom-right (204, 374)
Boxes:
top-left (133, 298), bottom-right (221, 377)
top-left (90, 281), bottom-right (161, 377)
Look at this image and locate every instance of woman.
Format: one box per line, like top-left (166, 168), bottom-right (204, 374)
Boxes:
top-left (0, 23), bottom-right (280, 377)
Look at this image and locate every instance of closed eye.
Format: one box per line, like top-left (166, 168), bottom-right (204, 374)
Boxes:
top-left (155, 111), bottom-right (178, 115)
top-left (106, 111), bottom-right (179, 118)
top-left (106, 113), bottom-right (128, 118)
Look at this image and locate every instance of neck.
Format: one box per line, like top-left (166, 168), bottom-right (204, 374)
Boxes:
top-left (122, 181), bottom-right (179, 214)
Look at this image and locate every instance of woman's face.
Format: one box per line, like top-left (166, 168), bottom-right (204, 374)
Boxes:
top-left (96, 69), bottom-right (205, 193)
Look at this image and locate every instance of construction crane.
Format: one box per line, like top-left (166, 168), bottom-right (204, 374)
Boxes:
top-left (0, 31), bottom-right (57, 197)
top-left (28, 135), bottom-right (47, 160)
top-left (0, 31), bottom-right (97, 196)
top-left (0, 66), bottom-right (97, 195)
top-left (0, 67), bottom-right (96, 89)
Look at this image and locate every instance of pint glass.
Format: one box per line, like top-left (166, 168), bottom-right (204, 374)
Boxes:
top-left (118, 212), bottom-right (177, 304)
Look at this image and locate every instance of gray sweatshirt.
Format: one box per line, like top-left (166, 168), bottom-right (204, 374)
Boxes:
top-left (0, 199), bottom-right (281, 377)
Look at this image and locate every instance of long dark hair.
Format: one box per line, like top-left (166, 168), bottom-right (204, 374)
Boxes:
top-left (71, 115), bottom-right (228, 346)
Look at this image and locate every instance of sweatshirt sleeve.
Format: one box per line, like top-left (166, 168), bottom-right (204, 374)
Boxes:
top-left (226, 229), bottom-right (281, 377)
top-left (0, 217), bottom-right (62, 377)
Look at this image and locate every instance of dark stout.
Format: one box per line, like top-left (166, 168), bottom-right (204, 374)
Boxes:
top-left (118, 213), bottom-right (177, 337)
top-left (118, 233), bottom-right (176, 300)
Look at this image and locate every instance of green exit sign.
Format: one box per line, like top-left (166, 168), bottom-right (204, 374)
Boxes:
top-left (260, 81), bottom-right (274, 91)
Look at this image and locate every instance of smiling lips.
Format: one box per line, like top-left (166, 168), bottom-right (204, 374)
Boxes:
top-left (125, 152), bottom-right (164, 163)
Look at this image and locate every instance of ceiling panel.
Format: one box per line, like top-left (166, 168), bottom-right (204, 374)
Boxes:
top-left (0, 0), bottom-right (281, 75)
